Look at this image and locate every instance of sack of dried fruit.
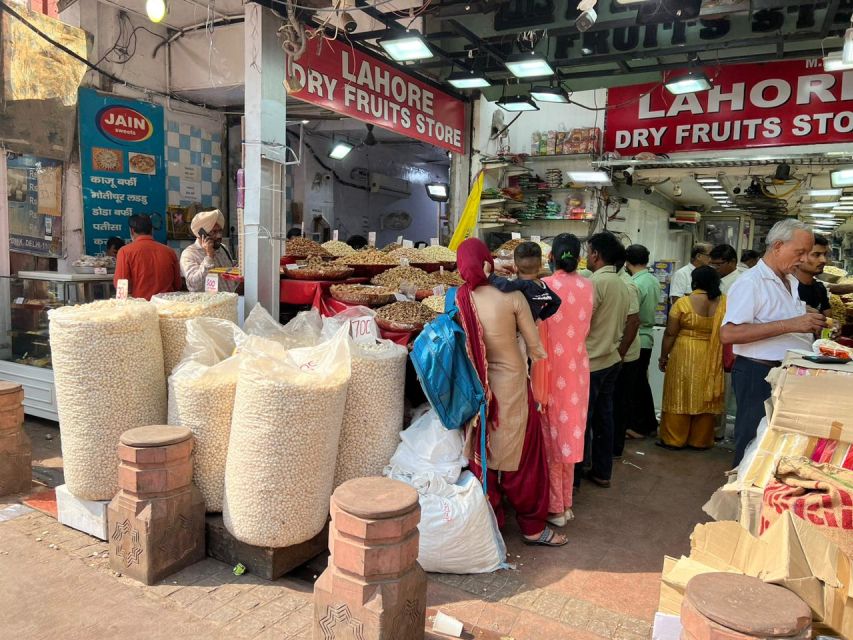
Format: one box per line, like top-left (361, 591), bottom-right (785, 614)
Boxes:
top-left (223, 325), bottom-right (351, 547)
top-left (169, 317), bottom-right (246, 512)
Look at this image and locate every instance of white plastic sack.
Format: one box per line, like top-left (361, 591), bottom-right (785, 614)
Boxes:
top-left (320, 305), bottom-right (376, 342)
top-left (168, 317), bottom-right (245, 512)
top-left (243, 302), bottom-right (321, 349)
top-left (389, 409), bottom-right (467, 484)
top-left (385, 469), bottom-right (506, 574)
top-left (223, 325), bottom-right (351, 547)
top-left (736, 416), bottom-right (768, 489)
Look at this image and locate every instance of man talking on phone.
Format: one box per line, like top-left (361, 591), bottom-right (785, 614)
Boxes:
top-left (181, 209), bottom-right (234, 292)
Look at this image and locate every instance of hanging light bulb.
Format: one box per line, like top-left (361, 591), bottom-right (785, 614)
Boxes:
top-left (146, 0), bottom-right (168, 23)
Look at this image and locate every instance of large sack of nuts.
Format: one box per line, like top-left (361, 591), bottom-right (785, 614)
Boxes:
top-left (49, 299), bottom-right (166, 500)
top-left (168, 317), bottom-right (245, 512)
top-left (223, 325), bottom-right (351, 547)
top-left (151, 292), bottom-right (238, 375)
top-left (243, 303), bottom-right (321, 349)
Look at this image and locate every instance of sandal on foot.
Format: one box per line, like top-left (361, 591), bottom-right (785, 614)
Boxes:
top-left (523, 527), bottom-right (568, 547)
top-left (655, 441), bottom-right (684, 451)
top-left (564, 508), bottom-right (575, 521)
top-left (547, 514), bottom-right (567, 527)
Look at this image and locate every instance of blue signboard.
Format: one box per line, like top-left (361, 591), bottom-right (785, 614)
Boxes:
top-left (78, 88), bottom-right (167, 255)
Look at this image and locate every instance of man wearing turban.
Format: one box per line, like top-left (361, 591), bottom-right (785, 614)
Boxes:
top-left (180, 209), bottom-right (233, 292)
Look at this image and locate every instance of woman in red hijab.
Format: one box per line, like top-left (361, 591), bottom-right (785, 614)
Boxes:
top-left (455, 238), bottom-right (566, 546)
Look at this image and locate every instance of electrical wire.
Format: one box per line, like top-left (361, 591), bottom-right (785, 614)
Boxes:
top-left (0, 0), bottom-right (213, 110)
top-left (96, 12), bottom-right (168, 66)
top-left (265, 0), bottom-right (406, 13)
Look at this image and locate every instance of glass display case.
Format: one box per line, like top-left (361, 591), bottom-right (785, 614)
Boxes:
top-left (0, 271), bottom-right (114, 420)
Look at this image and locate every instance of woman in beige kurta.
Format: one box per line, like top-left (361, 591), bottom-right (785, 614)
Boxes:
top-left (456, 238), bottom-right (566, 546)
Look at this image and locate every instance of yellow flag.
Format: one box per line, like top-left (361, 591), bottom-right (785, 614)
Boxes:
top-left (448, 172), bottom-right (484, 251)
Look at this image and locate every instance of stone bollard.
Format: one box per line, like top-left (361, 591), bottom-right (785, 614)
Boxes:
top-left (0, 381), bottom-right (31, 496)
top-left (681, 573), bottom-right (811, 640)
top-left (107, 426), bottom-right (205, 585)
top-left (313, 477), bottom-right (426, 640)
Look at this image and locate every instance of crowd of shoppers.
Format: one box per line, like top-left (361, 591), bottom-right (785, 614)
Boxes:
top-left (455, 218), bottom-right (832, 547)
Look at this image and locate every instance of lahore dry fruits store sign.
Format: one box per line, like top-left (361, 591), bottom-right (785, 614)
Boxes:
top-left (287, 39), bottom-right (466, 154)
top-left (605, 59), bottom-right (853, 156)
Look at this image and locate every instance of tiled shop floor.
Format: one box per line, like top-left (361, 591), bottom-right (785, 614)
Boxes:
top-left (0, 421), bottom-right (731, 639)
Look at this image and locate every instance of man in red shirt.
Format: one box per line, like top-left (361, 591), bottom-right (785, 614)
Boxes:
top-left (113, 214), bottom-right (182, 300)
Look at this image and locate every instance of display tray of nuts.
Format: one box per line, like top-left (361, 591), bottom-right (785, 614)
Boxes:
top-left (493, 238), bottom-right (525, 257)
top-left (285, 237), bottom-right (331, 258)
top-left (375, 301), bottom-right (437, 332)
top-left (330, 284), bottom-right (397, 307)
top-left (284, 267), bottom-right (354, 281)
top-left (371, 265), bottom-right (435, 290)
top-left (431, 270), bottom-right (464, 287)
top-left (409, 262), bottom-right (442, 273)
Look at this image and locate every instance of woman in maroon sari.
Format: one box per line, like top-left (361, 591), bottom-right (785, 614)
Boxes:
top-left (455, 238), bottom-right (567, 547)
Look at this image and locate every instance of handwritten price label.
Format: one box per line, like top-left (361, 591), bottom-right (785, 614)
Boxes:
top-left (94, 267), bottom-right (108, 276)
top-left (349, 316), bottom-right (378, 344)
top-left (368, 232), bottom-right (377, 247)
top-left (402, 239), bottom-right (414, 248)
top-left (116, 279), bottom-right (129, 300)
top-left (205, 275), bottom-right (219, 292)
top-left (511, 232), bottom-right (522, 240)
top-left (531, 235), bottom-right (541, 243)
top-left (430, 237), bottom-right (439, 246)
top-left (333, 229), bottom-right (339, 241)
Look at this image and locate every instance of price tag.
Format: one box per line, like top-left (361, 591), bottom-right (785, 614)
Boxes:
top-left (300, 220), bottom-right (305, 235)
top-left (14, 297), bottom-right (24, 305)
top-left (439, 266), bottom-right (445, 275)
top-left (285, 263), bottom-right (299, 270)
top-left (430, 237), bottom-right (439, 246)
top-left (333, 229), bottom-right (339, 241)
top-left (116, 279), bottom-right (129, 300)
top-left (393, 293), bottom-right (408, 302)
top-left (400, 257), bottom-right (410, 267)
top-left (511, 232), bottom-right (522, 240)
top-left (531, 235), bottom-right (541, 243)
top-left (396, 235), bottom-right (404, 244)
top-left (94, 267), bottom-right (107, 276)
top-left (349, 316), bottom-right (378, 344)
top-left (432, 284), bottom-right (446, 298)
top-left (402, 239), bottom-right (414, 248)
top-left (205, 274), bottom-right (219, 292)
top-left (368, 231), bottom-right (377, 247)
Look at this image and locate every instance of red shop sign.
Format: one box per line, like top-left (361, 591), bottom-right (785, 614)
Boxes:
top-left (287, 39), bottom-right (466, 154)
top-left (605, 59), bottom-right (853, 156)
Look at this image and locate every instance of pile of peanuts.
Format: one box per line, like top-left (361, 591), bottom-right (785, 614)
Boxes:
top-left (321, 240), bottom-right (355, 257)
top-left (286, 237), bottom-right (330, 257)
top-left (49, 299), bottom-right (167, 500)
top-left (376, 301), bottom-right (437, 326)
top-left (419, 245), bottom-right (457, 262)
top-left (372, 266), bottom-right (434, 289)
top-left (334, 249), bottom-right (398, 265)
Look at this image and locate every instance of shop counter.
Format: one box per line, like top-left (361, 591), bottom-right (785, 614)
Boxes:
top-left (279, 276), bottom-right (369, 307)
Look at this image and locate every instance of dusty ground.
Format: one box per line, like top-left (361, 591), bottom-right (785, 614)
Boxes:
top-left (0, 420), bottom-right (731, 639)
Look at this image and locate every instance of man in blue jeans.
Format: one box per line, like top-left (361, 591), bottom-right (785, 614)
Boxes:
top-left (721, 219), bottom-right (826, 467)
top-left (578, 232), bottom-right (631, 488)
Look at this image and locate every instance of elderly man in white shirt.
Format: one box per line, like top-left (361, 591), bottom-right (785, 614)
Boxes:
top-left (670, 243), bottom-right (712, 303)
top-left (180, 209), bottom-right (233, 292)
top-left (721, 219), bottom-right (826, 466)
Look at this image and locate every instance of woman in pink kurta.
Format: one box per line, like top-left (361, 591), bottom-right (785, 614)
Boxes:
top-left (534, 234), bottom-right (593, 523)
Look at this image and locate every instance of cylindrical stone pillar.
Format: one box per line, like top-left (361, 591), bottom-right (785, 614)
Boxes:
top-left (107, 426), bottom-right (205, 585)
top-left (313, 477), bottom-right (426, 640)
top-left (681, 573), bottom-right (811, 640)
top-left (0, 381), bottom-right (31, 496)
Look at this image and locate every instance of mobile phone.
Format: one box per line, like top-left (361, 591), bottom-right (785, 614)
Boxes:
top-left (803, 354), bottom-right (851, 365)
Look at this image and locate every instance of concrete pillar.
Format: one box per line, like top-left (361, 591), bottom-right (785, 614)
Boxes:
top-left (107, 426), bottom-right (205, 585)
top-left (0, 382), bottom-right (31, 496)
top-left (242, 3), bottom-right (286, 315)
top-left (314, 477), bottom-right (426, 639)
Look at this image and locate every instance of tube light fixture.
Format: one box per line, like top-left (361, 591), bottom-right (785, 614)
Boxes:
top-left (839, 196), bottom-right (853, 201)
top-left (567, 171), bottom-right (612, 186)
top-left (146, 0), bottom-right (168, 22)
top-left (810, 213), bottom-right (837, 218)
top-left (504, 52), bottom-right (554, 78)
top-left (329, 142), bottom-right (353, 160)
top-left (496, 95), bottom-right (539, 112)
top-left (530, 86), bottom-right (570, 103)
top-left (425, 183), bottom-right (450, 202)
top-left (665, 71), bottom-right (712, 95)
top-left (696, 178), bottom-right (720, 184)
top-left (447, 70), bottom-right (490, 89)
top-left (379, 31), bottom-right (433, 62)
top-left (831, 168), bottom-right (853, 188)
top-left (823, 52), bottom-right (853, 72)
top-left (807, 189), bottom-right (843, 197)
top-left (808, 202), bottom-right (842, 208)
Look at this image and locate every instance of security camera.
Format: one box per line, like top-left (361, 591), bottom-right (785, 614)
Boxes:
top-left (622, 166), bottom-right (635, 186)
top-left (575, 7), bottom-right (597, 32)
top-left (339, 11), bottom-right (357, 33)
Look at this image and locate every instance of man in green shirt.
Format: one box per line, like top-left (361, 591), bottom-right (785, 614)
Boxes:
top-left (625, 244), bottom-right (662, 438)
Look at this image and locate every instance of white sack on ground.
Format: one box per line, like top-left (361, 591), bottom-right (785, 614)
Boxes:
top-left (49, 299), bottom-right (166, 500)
top-left (168, 317), bottom-right (245, 512)
top-left (151, 292), bottom-right (238, 375)
top-left (223, 326), bottom-right (351, 547)
top-left (389, 409), bottom-right (467, 484)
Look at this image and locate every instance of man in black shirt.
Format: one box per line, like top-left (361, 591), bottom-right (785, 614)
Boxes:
top-left (795, 233), bottom-right (831, 315)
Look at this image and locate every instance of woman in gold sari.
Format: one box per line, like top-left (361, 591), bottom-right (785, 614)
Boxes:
top-left (657, 266), bottom-right (726, 450)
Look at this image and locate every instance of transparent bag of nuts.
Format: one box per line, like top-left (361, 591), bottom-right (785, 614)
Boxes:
top-left (223, 325), bottom-right (352, 547)
top-left (169, 317), bottom-right (246, 513)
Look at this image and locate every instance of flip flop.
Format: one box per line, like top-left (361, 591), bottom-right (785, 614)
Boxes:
top-left (523, 527), bottom-right (568, 547)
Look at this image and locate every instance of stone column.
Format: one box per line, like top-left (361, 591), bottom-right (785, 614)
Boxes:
top-left (0, 381), bottom-right (31, 496)
top-left (314, 477), bottom-right (426, 640)
top-left (107, 426), bottom-right (205, 585)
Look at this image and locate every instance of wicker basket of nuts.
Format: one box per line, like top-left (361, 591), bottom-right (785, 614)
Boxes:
top-left (375, 301), bottom-right (437, 332)
top-left (371, 265), bottom-right (435, 290)
top-left (334, 248), bottom-right (399, 277)
top-left (330, 284), bottom-right (397, 307)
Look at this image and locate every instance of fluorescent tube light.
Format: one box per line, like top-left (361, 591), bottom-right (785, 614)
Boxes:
top-left (379, 32), bottom-right (433, 62)
top-left (696, 178), bottom-right (720, 184)
top-left (567, 171), bottom-right (611, 186)
top-left (665, 71), bottom-right (712, 95)
top-left (496, 95), bottom-right (539, 112)
top-left (447, 71), bottom-right (490, 89)
top-left (810, 213), bottom-right (837, 218)
top-left (807, 189), bottom-right (842, 197)
top-left (831, 168), bottom-right (853, 188)
top-left (328, 142), bottom-right (353, 160)
top-left (808, 202), bottom-right (841, 208)
top-left (530, 86), bottom-right (570, 103)
top-left (504, 53), bottom-right (554, 79)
